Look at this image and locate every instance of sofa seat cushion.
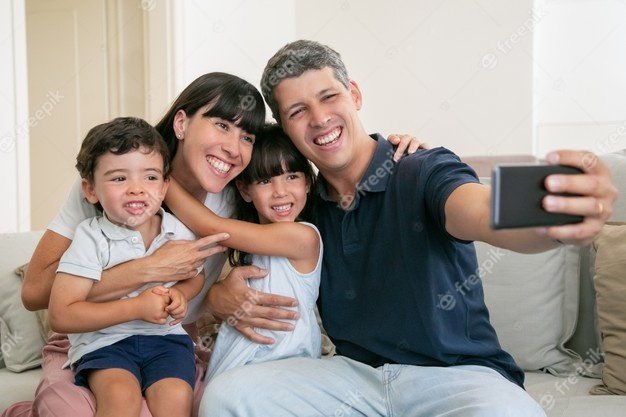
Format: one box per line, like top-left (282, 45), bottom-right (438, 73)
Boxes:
top-left (0, 366), bottom-right (41, 413)
top-left (525, 372), bottom-right (626, 417)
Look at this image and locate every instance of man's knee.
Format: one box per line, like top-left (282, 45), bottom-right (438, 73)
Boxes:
top-left (200, 366), bottom-right (273, 416)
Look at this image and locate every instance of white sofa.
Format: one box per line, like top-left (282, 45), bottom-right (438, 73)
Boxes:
top-left (1, 151), bottom-right (625, 415)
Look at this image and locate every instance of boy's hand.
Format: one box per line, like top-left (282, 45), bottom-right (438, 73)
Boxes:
top-left (135, 286), bottom-right (171, 324)
top-left (165, 286), bottom-right (188, 325)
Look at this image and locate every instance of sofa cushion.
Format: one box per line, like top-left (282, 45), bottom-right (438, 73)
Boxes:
top-left (525, 372), bottom-right (626, 416)
top-left (0, 231), bottom-right (46, 372)
top-left (477, 243), bottom-right (581, 374)
top-left (0, 367), bottom-right (42, 413)
top-left (601, 150), bottom-right (626, 223)
top-left (590, 223), bottom-right (626, 395)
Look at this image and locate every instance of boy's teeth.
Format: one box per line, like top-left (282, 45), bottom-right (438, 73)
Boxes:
top-left (126, 202), bottom-right (146, 207)
top-left (208, 156), bottom-right (232, 173)
top-left (314, 128), bottom-right (341, 145)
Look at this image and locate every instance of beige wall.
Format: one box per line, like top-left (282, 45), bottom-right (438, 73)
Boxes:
top-left (25, 0), bottom-right (148, 230)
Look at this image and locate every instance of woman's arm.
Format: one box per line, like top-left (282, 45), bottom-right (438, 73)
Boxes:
top-left (48, 272), bottom-right (171, 333)
top-left (165, 178), bottom-right (318, 261)
top-left (22, 230), bottom-right (228, 309)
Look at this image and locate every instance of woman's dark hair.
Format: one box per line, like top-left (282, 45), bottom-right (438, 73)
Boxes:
top-left (154, 72), bottom-right (266, 158)
top-left (228, 124), bottom-right (317, 267)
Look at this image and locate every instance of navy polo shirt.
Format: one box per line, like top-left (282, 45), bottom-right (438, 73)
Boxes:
top-left (313, 134), bottom-right (524, 387)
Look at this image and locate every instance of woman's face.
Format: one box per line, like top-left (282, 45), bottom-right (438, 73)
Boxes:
top-left (172, 105), bottom-right (256, 195)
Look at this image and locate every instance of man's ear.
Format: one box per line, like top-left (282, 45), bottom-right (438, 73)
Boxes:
top-left (173, 109), bottom-right (188, 140)
top-left (81, 178), bottom-right (99, 205)
top-left (348, 80), bottom-right (363, 111)
top-left (235, 180), bottom-right (253, 203)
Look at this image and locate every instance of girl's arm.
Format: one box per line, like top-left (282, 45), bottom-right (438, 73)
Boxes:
top-left (48, 272), bottom-right (171, 333)
top-left (165, 178), bottom-right (319, 262)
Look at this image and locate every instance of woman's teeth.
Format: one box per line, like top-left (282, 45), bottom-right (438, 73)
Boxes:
top-left (208, 156), bottom-right (232, 173)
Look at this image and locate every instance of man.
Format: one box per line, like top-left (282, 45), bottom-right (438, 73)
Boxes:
top-left (202, 40), bottom-right (617, 416)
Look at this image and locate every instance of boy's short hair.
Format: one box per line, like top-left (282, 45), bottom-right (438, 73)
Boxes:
top-left (76, 117), bottom-right (170, 182)
top-left (261, 40), bottom-right (349, 123)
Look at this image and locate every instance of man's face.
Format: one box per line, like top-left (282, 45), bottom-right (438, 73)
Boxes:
top-left (273, 67), bottom-right (363, 175)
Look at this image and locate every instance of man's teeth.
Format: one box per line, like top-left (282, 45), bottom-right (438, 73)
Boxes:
top-left (208, 156), bottom-right (232, 174)
top-left (315, 128), bottom-right (340, 145)
top-left (273, 204), bottom-right (292, 212)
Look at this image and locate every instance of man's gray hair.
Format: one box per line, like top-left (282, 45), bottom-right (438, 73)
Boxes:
top-left (261, 40), bottom-right (349, 123)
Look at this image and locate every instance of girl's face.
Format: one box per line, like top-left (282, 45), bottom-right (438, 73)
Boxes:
top-left (237, 170), bottom-right (310, 224)
top-left (172, 106), bottom-right (256, 196)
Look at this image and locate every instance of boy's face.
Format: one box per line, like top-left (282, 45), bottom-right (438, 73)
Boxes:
top-left (273, 67), bottom-right (363, 175)
top-left (82, 148), bottom-right (169, 229)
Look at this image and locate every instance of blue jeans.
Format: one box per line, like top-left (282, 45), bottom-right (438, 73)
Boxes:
top-left (200, 356), bottom-right (546, 417)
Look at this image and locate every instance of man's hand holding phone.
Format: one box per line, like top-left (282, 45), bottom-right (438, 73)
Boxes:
top-left (491, 150), bottom-right (618, 246)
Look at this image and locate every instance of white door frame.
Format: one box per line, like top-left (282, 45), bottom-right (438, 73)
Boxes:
top-left (1, 0), bottom-right (30, 233)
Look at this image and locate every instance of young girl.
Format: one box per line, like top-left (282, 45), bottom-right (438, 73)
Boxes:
top-left (165, 124), bottom-right (322, 382)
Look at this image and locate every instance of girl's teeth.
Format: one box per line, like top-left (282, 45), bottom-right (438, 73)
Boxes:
top-left (208, 156), bottom-right (232, 173)
top-left (273, 204), bottom-right (291, 212)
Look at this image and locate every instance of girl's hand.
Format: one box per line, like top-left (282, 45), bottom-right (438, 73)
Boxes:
top-left (165, 287), bottom-right (188, 325)
top-left (143, 234), bottom-right (228, 283)
top-left (135, 286), bottom-right (171, 324)
top-left (386, 133), bottom-right (430, 162)
top-left (205, 265), bottom-right (300, 344)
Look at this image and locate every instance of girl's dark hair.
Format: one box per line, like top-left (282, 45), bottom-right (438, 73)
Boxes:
top-left (228, 124), bottom-right (316, 267)
top-left (154, 72), bottom-right (266, 157)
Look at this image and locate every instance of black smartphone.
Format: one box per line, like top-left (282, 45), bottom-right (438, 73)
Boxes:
top-left (491, 164), bottom-right (584, 229)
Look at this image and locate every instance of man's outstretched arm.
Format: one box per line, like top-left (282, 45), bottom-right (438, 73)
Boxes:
top-left (445, 150), bottom-right (618, 253)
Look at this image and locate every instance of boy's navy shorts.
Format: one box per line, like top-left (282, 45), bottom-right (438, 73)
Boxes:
top-left (74, 334), bottom-right (195, 392)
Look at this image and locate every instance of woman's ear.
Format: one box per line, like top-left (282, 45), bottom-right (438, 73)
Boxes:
top-left (81, 178), bottom-right (99, 205)
top-left (235, 180), bottom-right (253, 203)
top-left (173, 109), bottom-right (187, 140)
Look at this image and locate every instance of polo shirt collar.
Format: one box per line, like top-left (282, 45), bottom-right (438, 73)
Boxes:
top-left (317, 133), bottom-right (394, 202)
top-left (98, 207), bottom-right (173, 240)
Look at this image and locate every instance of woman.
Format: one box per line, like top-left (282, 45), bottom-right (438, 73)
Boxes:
top-left (6, 72), bottom-right (421, 417)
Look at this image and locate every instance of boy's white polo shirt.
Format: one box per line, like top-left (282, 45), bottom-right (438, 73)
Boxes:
top-left (49, 178), bottom-right (234, 324)
top-left (57, 208), bottom-right (200, 366)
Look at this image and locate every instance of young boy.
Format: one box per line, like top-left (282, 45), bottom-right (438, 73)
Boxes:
top-left (48, 117), bottom-right (204, 417)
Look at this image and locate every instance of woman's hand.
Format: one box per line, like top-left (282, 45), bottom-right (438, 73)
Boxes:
top-left (205, 265), bottom-right (300, 344)
top-left (142, 234), bottom-right (228, 283)
top-left (386, 133), bottom-right (430, 162)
